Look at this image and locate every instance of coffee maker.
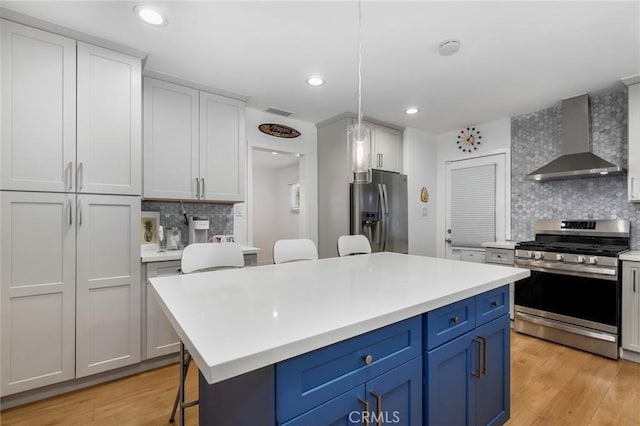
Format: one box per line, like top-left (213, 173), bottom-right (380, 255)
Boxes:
top-left (188, 216), bottom-right (209, 244)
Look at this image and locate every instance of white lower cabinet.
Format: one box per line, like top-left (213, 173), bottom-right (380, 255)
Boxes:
top-left (0, 192), bottom-right (76, 396)
top-left (145, 261), bottom-right (182, 359)
top-left (622, 261), bottom-right (640, 353)
top-left (75, 195), bottom-right (141, 378)
top-left (0, 191), bottom-right (141, 395)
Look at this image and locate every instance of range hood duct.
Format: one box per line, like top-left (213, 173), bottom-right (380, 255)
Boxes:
top-left (526, 94), bottom-right (624, 181)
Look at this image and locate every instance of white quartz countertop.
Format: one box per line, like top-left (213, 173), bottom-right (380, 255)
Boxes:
top-left (481, 241), bottom-right (518, 250)
top-left (620, 250), bottom-right (640, 261)
top-left (149, 252), bottom-right (529, 385)
top-left (141, 245), bottom-right (260, 262)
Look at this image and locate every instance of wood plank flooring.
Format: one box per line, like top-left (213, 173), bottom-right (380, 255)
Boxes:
top-left (1, 331), bottom-right (639, 425)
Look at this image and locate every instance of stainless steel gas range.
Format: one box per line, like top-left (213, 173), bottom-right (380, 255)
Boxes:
top-left (514, 219), bottom-right (630, 359)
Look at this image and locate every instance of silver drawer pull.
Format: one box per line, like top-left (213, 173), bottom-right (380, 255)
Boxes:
top-left (363, 354), bottom-right (373, 365)
top-left (451, 316), bottom-right (461, 325)
top-left (491, 301), bottom-right (499, 308)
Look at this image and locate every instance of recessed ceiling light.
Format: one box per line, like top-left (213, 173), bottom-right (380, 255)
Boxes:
top-left (439, 38), bottom-right (461, 56)
top-left (405, 107), bottom-right (419, 115)
top-left (306, 76), bottom-right (325, 87)
top-left (271, 152), bottom-right (278, 155)
top-left (133, 5), bottom-right (167, 26)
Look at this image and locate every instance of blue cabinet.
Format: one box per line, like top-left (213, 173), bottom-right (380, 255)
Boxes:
top-left (425, 285), bottom-right (510, 426)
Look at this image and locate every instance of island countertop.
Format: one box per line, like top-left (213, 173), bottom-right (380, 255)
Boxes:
top-left (149, 252), bottom-right (529, 385)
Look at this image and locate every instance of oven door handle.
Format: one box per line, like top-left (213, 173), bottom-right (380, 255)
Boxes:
top-left (514, 259), bottom-right (617, 281)
top-left (515, 312), bottom-right (617, 343)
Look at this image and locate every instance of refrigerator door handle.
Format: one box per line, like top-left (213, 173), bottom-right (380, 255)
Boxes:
top-left (381, 183), bottom-right (390, 251)
top-left (377, 183), bottom-right (386, 251)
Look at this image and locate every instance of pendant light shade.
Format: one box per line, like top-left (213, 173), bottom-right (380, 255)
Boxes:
top-left (348, 0), bottom-right (372, 184)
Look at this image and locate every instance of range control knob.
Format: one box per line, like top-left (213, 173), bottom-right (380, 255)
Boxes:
top-left (534, 252), bottom-right (544, 260)
top-left (527, 251), bottom-right (534, 258)
top-left (577, 256), bottom-right (586, 264)
top-left (555, 254), bottom-right (565, 261)
top-left (588, 256), bottom-right (598, 265)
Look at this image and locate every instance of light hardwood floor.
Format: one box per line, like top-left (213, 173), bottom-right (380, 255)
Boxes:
top-left (1, 331), bottom-right (639, 425)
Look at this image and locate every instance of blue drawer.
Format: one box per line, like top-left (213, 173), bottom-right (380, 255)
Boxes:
top-left (276, 316), bottom-right (422, 423)
top-left (425, 297), bottom-right (476, 350)
top-left (476, 285), bottom-right (509, 326)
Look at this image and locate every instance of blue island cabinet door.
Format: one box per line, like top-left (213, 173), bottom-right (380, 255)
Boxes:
top-left (281, 386), bottom-right (365, 426)
top-left (425, 331), bottom-right (476, 426)
top-left (475, 315), bottom-right (510, 426)
top-left (365, 357), bottom-right (422, 425)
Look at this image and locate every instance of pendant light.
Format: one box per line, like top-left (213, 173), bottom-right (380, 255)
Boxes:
top-left (348, 0), bottom-right (372, 184)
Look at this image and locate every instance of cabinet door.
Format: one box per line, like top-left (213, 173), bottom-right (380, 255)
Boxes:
top-left (426, 331), bottom-right (475, 426)
top-left (76, 195), bottom-right (141, 377)
top-left (281, 386), bottom-right (365, 426)
top-left (1, 20), bottom-right (76, 192)
top-left (628, 83), bottom-right (640, 202)
top-left (77, 42), bottom-right (141, 195)
top-left (143, 78), bottom-right (199, 200)
top-left (474, 315), bottom-right (510, 426)
top-left (146, 261), bottom-right (181, 358)
top-left (366, 357), bottom-right (422, 425)
top-left (372, 124), bottom-right (403, 173)
top-left (1, 192), bottom-right (76, 396)
top-left (622, 262), bottom-right (640, 352)
top-left (199, 91), bottom-right (246, 202)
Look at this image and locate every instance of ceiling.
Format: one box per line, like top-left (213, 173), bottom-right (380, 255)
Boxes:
top-left (2, 1), bottom-right (638, 134)
top-left (252, 149), bottom-right (300, 170)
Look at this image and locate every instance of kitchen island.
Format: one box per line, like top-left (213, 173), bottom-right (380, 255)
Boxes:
top-left (150, 252), bottom-right (529, 425)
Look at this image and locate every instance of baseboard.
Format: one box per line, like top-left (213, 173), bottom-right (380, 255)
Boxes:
top-left (0, 354), bottom-right (180, 410)
top-left (620, 348), bottom-right (640, 363)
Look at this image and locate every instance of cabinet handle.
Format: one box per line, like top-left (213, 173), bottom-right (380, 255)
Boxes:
top-left (77, 162), bottom-right (84, 190)
top-left (201, 178), bottom-right (205, 199)
top-left (370, 392), bottom-right (382, 426)
top-left (77, 200), bottom-right (82, 226)
top-left (66, 161), bottom-right (73, 190)
top-left (491, 301), bottom-right (499, 308)
top-left (472, 337), bottom-right (482, 377)
top-left (68, 200), bottom-right (72, 225)
top-left (195, 177), bottom-right (200, 199)
top-left (379, 153), bottom-right (383, 168)
top-left (357, 398), bottom-right (370, 426)
top-left (480, 336), bottom-right (487, 376)
top-left (363, 354), bottom-right (373, 365)
top-left (634, 270), bottom-right (637, 293)
top-left (451, 316), bottom-right (461, 325)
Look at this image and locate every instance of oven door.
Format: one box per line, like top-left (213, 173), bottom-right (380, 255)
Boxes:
top-left (514, 268), bottom-right (620, 359)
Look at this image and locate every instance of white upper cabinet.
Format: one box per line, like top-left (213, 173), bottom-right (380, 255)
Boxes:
top-left (1, 192), bottom-right (76, 396)
top-left (77, 42), bottom-right (142, 196)
top-left (200, 91), bottom-right (246, 202)
top-left (626, 80), bottom-right (640, 202)
top-left (75, 195), bottom-right (141, 377)
top-left (1, 20), bottom-right (76, 192)
top-left (143, 78), bottom-right (246, 202)
top-left (370, 123), bottom-right (403, 173)
top-left (143, 78), bottom-right (200, 199)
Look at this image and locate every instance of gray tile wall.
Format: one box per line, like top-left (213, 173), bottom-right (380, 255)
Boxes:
top-left (142, 201), bottom-right (234, 247)
top-left (511, 90), bottom-right (640, 249)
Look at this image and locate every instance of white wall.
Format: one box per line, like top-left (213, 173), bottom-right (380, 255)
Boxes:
top-left (234, 109), bottom-right (317, 250)
top-left (275, 164), bottom-right (300, 240)
top-left (403, 127), bottom-right (438, 257)
top-left (435, 117), bottom-right (511, 258)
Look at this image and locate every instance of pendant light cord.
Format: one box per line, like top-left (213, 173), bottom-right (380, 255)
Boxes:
top-left (357, 0), bottom-right (363, 131)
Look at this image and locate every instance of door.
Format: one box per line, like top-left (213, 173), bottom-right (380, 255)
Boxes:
top-left (426, 331), bottom-right (476, 426)
top-left (474, 315), bottom-right (510, 426)
top-left (200, 91), bottom-right (246, 202)
top-left (77, 42), bottom-right (141, 195)
top-left (351, 173), bottom-right (383, 252)
top-left (146, 261), bottom-right (182, 358)
top-left (76, 194), bottom-right (141, 377)
top-left (143, 78), bottom-right (199, 200)
top-left (622, 262), bottom-right (640, 352)
top-left (1, 192), bottom-right (76, 396)
top-left (366, 357), bottom-right (422, 425)
top-left (281, 386), bottom-right (365, 426)
top-left (382, 171), bottom-right (408, 254)
top-left (1, 20), bottom-right (76, 192)
top-left (445, 153), bottom-right (507, 259)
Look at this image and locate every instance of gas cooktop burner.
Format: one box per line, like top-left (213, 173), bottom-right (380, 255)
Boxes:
top-left (516, 241), bottom-right (628, 256)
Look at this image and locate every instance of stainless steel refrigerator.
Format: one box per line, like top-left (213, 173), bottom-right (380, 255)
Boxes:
top-left (350, 170), bottom-right (408, 253)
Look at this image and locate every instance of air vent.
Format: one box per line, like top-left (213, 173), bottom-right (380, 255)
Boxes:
top-left (265, 107), bottom-right (294, 117)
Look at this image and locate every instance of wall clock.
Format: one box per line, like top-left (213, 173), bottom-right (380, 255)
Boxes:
top-left (456, 127), bottom-right (481, 153)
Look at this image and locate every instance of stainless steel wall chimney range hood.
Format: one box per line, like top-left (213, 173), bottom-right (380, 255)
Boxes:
top-left (526, 94), bottom-right (625, 181)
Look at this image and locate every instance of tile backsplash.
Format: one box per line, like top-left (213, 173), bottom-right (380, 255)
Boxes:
top-left (511, 90), bottom-right (640, 249)
top-left (142, 201), bottom-right (234, 247)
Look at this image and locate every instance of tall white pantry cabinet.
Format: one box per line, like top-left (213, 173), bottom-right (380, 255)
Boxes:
top-left (0, 20), bottom-right (142, 396)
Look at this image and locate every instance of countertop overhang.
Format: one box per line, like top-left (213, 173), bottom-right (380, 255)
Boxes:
top-left (149, 252), bottom-right (530, 384)
top-left (141, 245), bottom-right (260, 262)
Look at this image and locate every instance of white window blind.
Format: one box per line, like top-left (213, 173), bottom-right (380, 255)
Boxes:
top-left (450, 164), bottom-right (496, 248)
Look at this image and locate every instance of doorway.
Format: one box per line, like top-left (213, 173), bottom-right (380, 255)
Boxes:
top-left (251, 148), bottom-right (301, 265)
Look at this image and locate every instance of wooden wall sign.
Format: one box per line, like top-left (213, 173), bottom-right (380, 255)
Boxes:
top-left (259, 123), bottom-right (301, 138)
